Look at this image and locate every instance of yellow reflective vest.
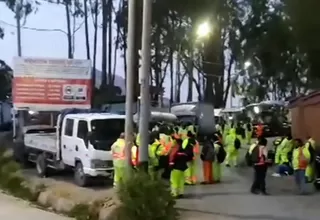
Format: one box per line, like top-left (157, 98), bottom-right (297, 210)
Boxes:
top-left (111, 138), bottom-right (126, 167)
top-left (292, 146), bottom-right (310, 170)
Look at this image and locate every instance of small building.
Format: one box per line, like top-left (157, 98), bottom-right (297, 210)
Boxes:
top-left (288, 91), bottom-right (320, 142)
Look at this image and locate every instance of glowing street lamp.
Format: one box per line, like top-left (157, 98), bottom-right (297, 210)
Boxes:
top-left (196, 21), bottom-right (211, 38)
top-left (244, 61), bottom-right (252, 69)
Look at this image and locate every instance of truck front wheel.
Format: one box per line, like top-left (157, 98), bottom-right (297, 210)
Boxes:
top-left (36, 154), bottom-right (48, 178)
top-left (74, 162), bottom-right (89, 187)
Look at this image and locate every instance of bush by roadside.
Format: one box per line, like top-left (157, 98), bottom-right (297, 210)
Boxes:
top-left (0, 147), bottom-right (118, 220)
top-left (0, 148), bottom-right (44, 202)
top-left (0, 146), bottom-right (180, 220)
top-left (110, 171), bottom-right (179, 220)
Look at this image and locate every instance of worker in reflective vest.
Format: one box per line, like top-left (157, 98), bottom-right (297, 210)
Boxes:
top-left (225, 128), bottom-right (239, 167)
top-left (213, 134), bottom-right (225, 183)
top-left (274, 134), bottom-right (293, 165)
top-left (149, 131), bottom-right (166, 179)
top-left (292, 138), bottom-right (311, 194)
top-left (250, 137), bottom-right (269, 195)
top-left (305, 137), bottom-right (316, 182)
top-left (169, 135), bottom-right (193, 198)
top-left (159, 132), bottom-right (173, 155)
top-left (184, 131), bottom-right (199, 185)
top-left (131, 144), bottom-right (139, 168)
top-left (111, 132), bottom-right (126, 187)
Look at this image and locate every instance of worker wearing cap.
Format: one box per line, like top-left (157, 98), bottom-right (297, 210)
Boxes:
top-left (111, 132), bottom-right (126, 187)
top-left (225, 128), bottom-right (240, 167)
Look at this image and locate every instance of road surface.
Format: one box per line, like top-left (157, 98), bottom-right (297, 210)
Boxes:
top-left (0, 192), bottom-right (71, 220)
top-left (5, 136), bottom-right (320, 220)
top-left (179, 141), bottom-right (320, 220)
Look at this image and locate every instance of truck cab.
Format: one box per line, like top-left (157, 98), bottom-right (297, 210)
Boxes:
top-left (170, 102), bottom-right (216, 137)
top-left (22, 111), bottom-right (125, 186)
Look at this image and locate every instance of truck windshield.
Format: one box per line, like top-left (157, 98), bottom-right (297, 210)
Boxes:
top-left (90, 119), bottom-right (125, 151)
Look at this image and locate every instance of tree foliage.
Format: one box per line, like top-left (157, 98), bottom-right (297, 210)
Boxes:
top-left (0, 60), bottom-right (12, 101)
top-left (284, 0), bottom-right (320, 82)
top-left (2, 0), bottom-right (320, 106)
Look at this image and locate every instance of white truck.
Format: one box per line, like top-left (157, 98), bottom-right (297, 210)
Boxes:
top-left (13, 111), bottom-right (125, 186)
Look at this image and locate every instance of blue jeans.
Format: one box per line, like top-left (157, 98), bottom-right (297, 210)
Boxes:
top-left (278, 164), bottom-right (293, 175)
top-left (294, 169), bottom-right (306, 193)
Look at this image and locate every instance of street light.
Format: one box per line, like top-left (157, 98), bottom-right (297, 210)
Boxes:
top-left (244, 61), bottom-right (252, 69)
top-left (196, 21), bottom-right (211, 38)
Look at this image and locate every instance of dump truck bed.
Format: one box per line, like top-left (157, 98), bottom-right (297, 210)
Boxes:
top-left (24, 133), bottom-right (57, 153)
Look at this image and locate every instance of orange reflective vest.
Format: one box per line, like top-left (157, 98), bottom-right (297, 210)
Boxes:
top-left (298, 148), bottom-right (308, 169)
top-left (112, 139), bottom-right (126, 167)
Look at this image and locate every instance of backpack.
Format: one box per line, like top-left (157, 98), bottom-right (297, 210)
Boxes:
top-left (234, 138), bottom-right (241, 149)
top-left (202, 140), bottom-right (216, 161)
top-left (245, 150), bottom-right (253, 166)
top-left (215, 142), bottom-right (226, 163)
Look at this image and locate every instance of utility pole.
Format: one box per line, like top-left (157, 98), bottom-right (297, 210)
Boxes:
top-left (138, 0), bottom-right (152, 171)
top-left (175, 46), bottom-right (181, 103)
top-left (124, 0), bottom-right (136, 168)
top-left (16, 1), bottom-right (22, 57)
top-left (15, 0), bottom-right (24, 143)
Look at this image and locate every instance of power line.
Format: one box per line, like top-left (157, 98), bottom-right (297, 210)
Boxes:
top-left (0, 19), bottom-right (84, 35)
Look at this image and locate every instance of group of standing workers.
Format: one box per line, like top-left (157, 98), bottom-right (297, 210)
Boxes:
top-left (271, 134), bottom-right (319, 195)
top-left (111, 119), bottom-right (254, 198)
top-left (111, 122), bottom-right (199, 198)
top-left (111, 116), bottom-right (320, 197)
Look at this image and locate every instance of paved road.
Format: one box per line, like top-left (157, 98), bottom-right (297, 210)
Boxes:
top-left (0, 192), bottom-right (71, 220)
top-left (178, 139), bottom-right (320, 220)
top-left (9, 135), bottom-right (320, 220)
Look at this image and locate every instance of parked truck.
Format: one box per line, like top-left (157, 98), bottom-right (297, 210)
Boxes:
top-left (13, 109), bottom-right (125, 187)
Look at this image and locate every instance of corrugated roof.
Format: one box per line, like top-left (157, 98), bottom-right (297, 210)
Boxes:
top-left (288, 91), bottom-right (320, 108)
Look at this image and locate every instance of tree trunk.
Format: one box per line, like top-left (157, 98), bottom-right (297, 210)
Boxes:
top-left (154, 43), bottom-right (160, 103)
top-left (83, 0), bottom-right (90, 60)
top-left (132, 0), bottom-right (143, 100)
top-left (65, 1), bottom-right (73, 59)
top-left (170, 49), bottom-right (174, 105)
top-left (175, 53), bottom-right (181, 102)
top-left (101, 0), bottom-right (108, 86)
top-left (223, 55), bottom-right (235, 105)
top-left (107, 0), bottom-right (113, 84)
top-left (90, 0), bottom-right (98, 91)
top-left (187, 52), bottom-right (193, 102)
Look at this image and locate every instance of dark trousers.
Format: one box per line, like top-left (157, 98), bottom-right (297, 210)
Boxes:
top-left (251, 165), bottom-right (267, 192)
